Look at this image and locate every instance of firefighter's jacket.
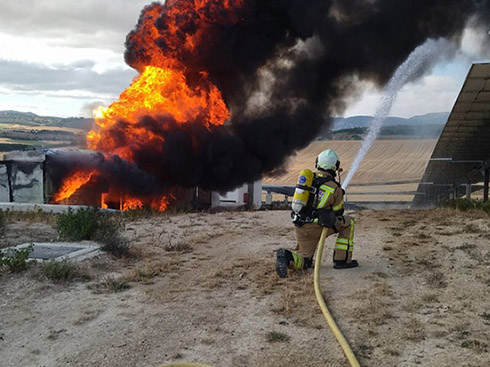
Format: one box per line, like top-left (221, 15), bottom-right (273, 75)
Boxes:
top-left (293, 171), bottom-right (345, 227)
top-left (311, 172), bottom-right (345, 222)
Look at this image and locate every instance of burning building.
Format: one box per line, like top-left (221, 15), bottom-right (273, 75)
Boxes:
top-left (19, 1), bottom-right (490, 210)
top-left (0, 148), bottom-right (262, 211)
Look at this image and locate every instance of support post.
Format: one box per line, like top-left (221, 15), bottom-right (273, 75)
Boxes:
top-left (466, 183), bottom-right (472, 200)
top-left (247, 182), bottom-right (254, 210)
top-left (265, 191), bottom-right (272, 205)
top-left (484, 168), bottom-right (489, 203)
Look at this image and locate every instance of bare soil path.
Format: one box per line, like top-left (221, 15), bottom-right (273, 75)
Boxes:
top-left (1, 208), bottom-right (489, 367)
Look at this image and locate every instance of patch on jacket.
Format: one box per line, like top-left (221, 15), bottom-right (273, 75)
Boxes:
top-left (317, 191), bottom-right (324, 202)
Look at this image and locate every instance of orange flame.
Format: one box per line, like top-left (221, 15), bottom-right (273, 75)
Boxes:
top-left (101, 193), bottom-right (109, 209)
top-left (53, 170), bottom-right (96, 202)
top-left (87, 66), bottom-right (229, 160)
top-left (150, 196), bottom-right (170, 211)
top-left (54, 1), bottom-right (244, 210)
top-left (121, 197), bottom-right (144, 211)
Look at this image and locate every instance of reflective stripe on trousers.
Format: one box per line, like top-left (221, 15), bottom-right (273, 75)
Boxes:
top-left (291, 251), bottom-right (304, 270)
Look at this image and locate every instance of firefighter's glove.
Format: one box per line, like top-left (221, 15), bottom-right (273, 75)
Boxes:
top-left (317, 209), bottom-right (337, 228)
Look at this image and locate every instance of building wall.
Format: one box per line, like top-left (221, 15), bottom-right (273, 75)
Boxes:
top-left (0, 164), bottom-right (10, 202)
top-left (217, 180), bottom-right (262, 209)
top-left (9, 162), bottom-right (44, 203)
top-left (2, 150), bottom-right (45, 204)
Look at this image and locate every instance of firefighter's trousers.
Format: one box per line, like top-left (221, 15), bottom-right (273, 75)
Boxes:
top-left (293, 215), bottom-right (355, 264)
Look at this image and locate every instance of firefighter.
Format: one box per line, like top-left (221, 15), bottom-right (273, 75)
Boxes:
top-left (276, 149), bottom-right (358, 278)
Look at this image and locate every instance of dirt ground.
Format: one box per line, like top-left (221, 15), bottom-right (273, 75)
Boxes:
top-left (1, 207), bottom-right (489, 367)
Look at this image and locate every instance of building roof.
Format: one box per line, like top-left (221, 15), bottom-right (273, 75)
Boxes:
top-left (413, 63), bottom-right (490, 205)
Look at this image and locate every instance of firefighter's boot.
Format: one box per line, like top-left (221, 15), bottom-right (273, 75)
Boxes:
top-left (276, 249), bottom-right (313, 278)
top-left (303, 256), bottom-right (313, 269)
top-left (333, 259), bottom-right (359, 269)
top-left (276, 248), bottom-right (293, 278)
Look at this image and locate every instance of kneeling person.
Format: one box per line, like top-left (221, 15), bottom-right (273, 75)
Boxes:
top-left (276, 149), bottom-right (358, 278)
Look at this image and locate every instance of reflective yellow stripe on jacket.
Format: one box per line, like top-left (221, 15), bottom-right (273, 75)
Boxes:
top-left (317, 185), bottom-right (335, 209)
top-left (332, 199), bottom-right (344, 212)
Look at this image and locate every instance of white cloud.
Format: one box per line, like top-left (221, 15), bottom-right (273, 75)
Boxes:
top-left (0, 1), bottom-right (153, 50)
top-left (0, 59), bottom-right (136, 93)
top-left (0, 33), bottom-right (127, 73)
top-left (0, 0), bottom-right (153, 116)
top-left (342, 73), bottom-right (464, 118)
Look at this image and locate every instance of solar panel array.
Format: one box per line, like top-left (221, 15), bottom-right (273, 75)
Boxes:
top-left (413, 63), bottom-right (490, 205)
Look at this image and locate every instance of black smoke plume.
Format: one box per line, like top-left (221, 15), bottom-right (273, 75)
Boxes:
top-left (50, 0), bottom-right (490, 196)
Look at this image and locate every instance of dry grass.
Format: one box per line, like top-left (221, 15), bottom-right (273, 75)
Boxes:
top-left (426, 271), bottom-right (447, 289)
top-left (461, 339), bottom-right (488, 353)
top-left (403, 318), bottom-right (425, 341)
top-left (415, 233), bottom-right (432, 241)
top-left (383, 349), bottom-right (401, 357)
top-left (462, 223), bottom-right (484, 233)
top-left (402, 298), bottom-right (423, 313)
top-left (403, 291), bottom-right (439, 311)
top-left (202, 272), bottom-right (225, 290)
top-left (401, 219), bottom-right (417, 228)
top-left (270, 273), bottom-right (317, 324)
top-left (266, 331), bottom-right (290, 343)
top-left (421, 292), bottom-right (440, 303)
top-left (123, 259), bottom-right (177, 283)
top-left (351, 282), bottom-right (393, 326)
top-left (2, 210), bottom-right (57, 224)
top-left (455, 243), bottom-right (477, 251)
top-left (141, 282), bottom-right (192, 302)
top-left (89, 276), bottom-right (130, 293)
top-left (273, 289), bottom-right (300, 315)
top-left (356, 343), bottom-right (374, 359)
top-left (73, 309), bottom-right (101, 326)
top-left (164, 239), bottom-right (192, 253)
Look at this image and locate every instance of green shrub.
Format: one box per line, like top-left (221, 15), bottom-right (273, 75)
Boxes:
top-left (41, 260), bottom-right (77, 282)
top-left (57, 208), bottom-right (130, 257)
top-left (57, 207), bottom-right (101, 241)
top-left (0, 244), bottom-right (33, 272)
top-left (93, 215), bottom-right (129, 258)
top-left (98, 233), bottom-right (129, 258)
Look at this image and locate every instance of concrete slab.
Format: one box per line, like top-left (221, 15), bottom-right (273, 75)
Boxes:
top-left (0, 203), bottom-right (118, 213)
top-left (2, 241), bottom-right (101, 262)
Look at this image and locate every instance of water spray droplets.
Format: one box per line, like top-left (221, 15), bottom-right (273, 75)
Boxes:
top-left (342, 39), bottom-right (451, 189)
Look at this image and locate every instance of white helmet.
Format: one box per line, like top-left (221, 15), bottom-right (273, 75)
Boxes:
top-left (316, 149), bottom-right (340, 172)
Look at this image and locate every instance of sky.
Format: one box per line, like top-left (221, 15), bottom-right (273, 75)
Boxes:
top-left (0, 1), bottom-right (488, 119)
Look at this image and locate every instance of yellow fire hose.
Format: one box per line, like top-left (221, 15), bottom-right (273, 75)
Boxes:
top-left (314, 227), bottom-right (361, 367)
top-left (159, 227), bottom-right (360, 367)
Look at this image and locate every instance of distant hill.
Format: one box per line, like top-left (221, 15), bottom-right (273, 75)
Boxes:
top-left (331, 112), bottom-right (449, 131)
top-left (329, 124), bottom-right (444, 140)
top-left (0, 110), bottom-right (93, 130)
top-left (1, 110), bottom-right (449, 134)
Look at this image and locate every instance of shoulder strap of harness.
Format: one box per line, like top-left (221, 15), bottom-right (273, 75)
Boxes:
top-left (306, 174), bottom-right (334, 209)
